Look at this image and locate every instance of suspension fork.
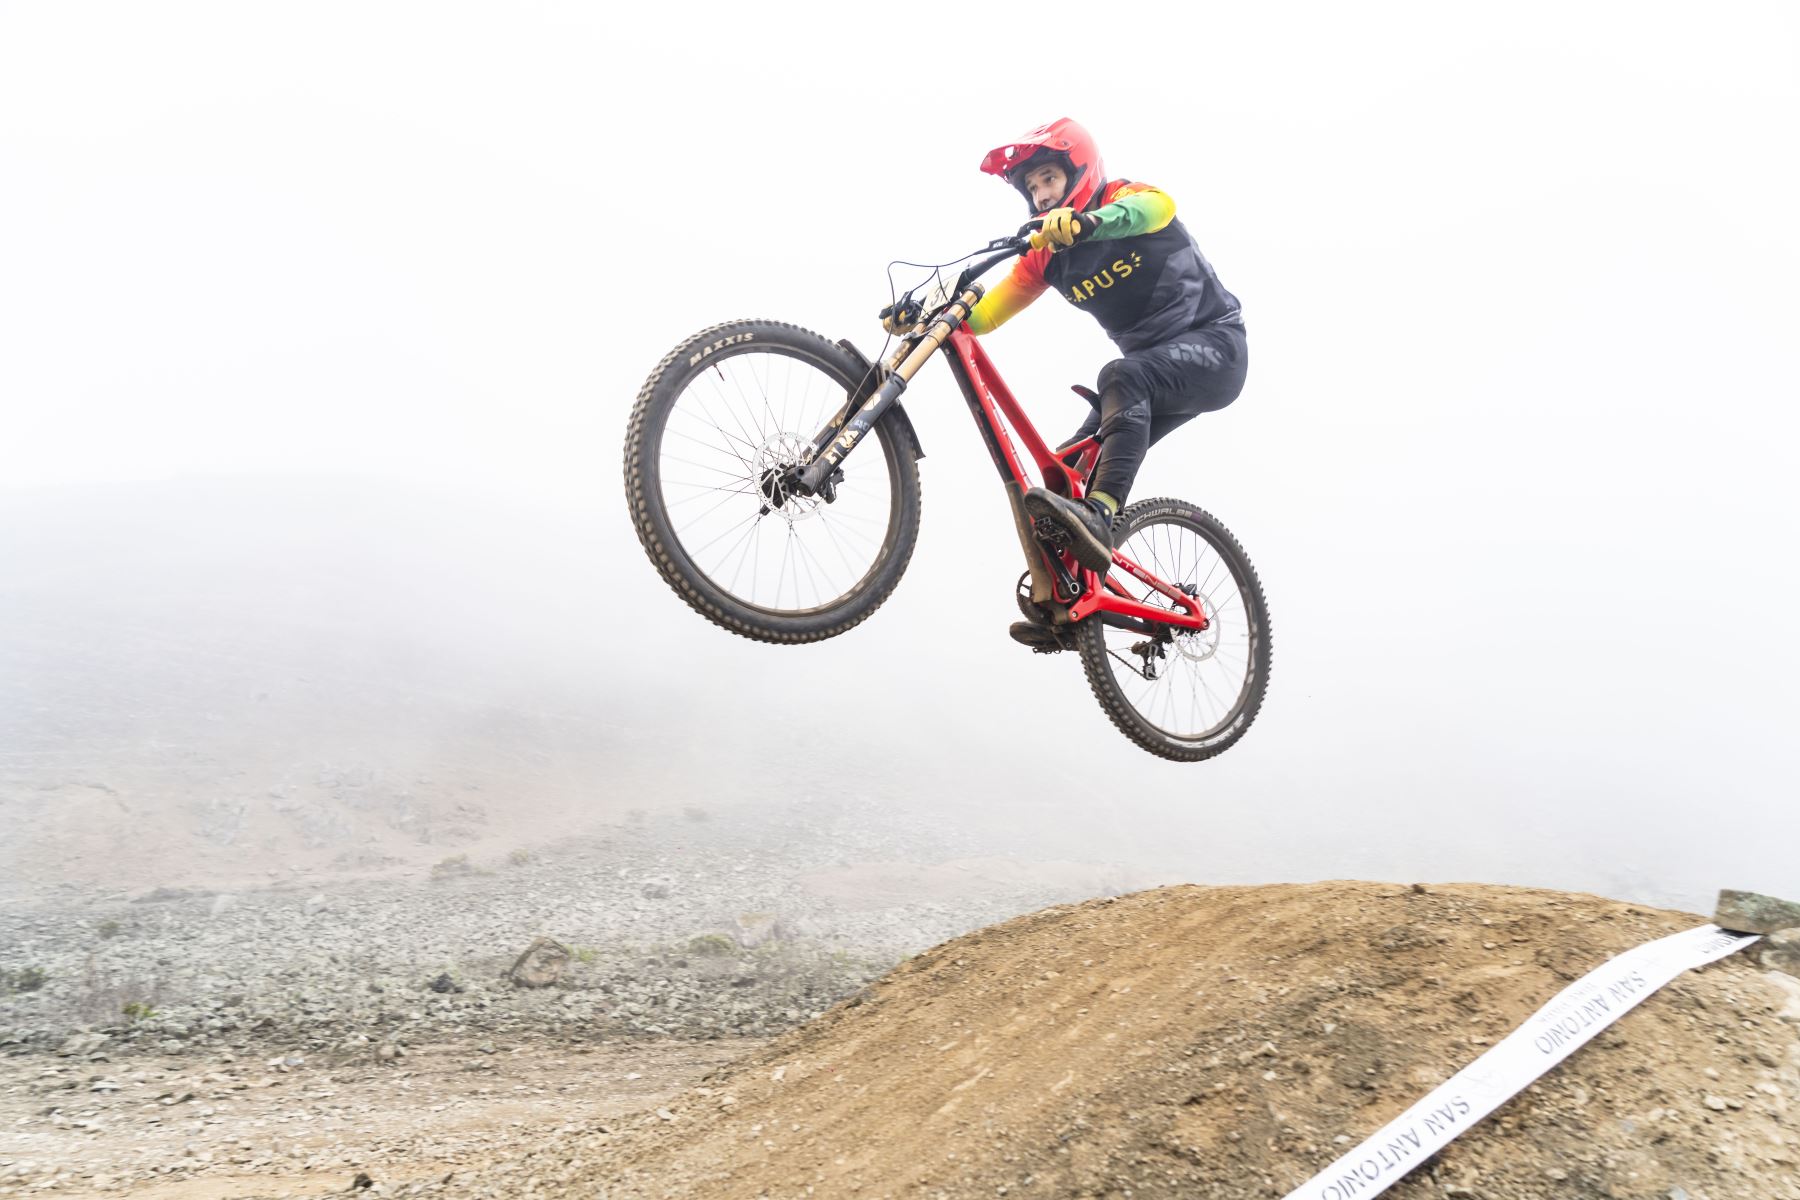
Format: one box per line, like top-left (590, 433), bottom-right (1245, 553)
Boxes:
top-left (798, 347), bottom-right (885, 461)
top-left (793, 288), bottom-right (981, 496)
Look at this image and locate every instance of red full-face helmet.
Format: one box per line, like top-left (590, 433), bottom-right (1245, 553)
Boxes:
top-left (979, 118), bottom-right (1105, 214)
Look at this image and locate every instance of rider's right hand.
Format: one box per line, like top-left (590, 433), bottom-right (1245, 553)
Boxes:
top-left (1027, 208), bottom-right (1096, 253)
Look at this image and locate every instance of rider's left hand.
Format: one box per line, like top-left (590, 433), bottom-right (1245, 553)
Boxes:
top-left (1029, 208), bottom-right (1097, 253)
top-left (879, 299), bottom-right (921, 336)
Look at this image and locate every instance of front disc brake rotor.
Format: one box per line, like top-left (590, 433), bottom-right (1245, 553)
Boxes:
top-left (754, 434), bottom-right (825, 521)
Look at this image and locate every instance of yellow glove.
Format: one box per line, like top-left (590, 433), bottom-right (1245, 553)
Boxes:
top-left (1028, 208), bottom-right (1095, 253)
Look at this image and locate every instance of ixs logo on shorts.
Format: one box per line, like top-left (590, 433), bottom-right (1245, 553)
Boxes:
top-left (1068, 253), bottom-right (1144, 304)
top-left (688, 332), bottom-right (755, 367)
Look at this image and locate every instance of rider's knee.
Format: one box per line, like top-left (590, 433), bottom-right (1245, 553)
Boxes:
top-left (1096, 357), bottom-right (1151, 400)
top-left (1097, 394), bottom-right (1151, 441)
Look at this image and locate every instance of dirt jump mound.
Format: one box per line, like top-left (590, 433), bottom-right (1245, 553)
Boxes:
top-left (423, 881), bottom-right (1800, 1200)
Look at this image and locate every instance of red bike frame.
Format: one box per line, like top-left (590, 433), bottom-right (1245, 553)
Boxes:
top-left (938, 327), bottom-right (1208, 633)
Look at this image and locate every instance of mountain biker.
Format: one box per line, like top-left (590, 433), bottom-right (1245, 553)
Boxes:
top-left (963, 119), bottom-right (1247, 644)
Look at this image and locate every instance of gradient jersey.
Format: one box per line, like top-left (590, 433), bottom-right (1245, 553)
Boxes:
top-left (967, 180), bottom-right (1242, 353)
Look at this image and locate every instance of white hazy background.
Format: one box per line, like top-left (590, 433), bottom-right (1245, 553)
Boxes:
top-left (3, 2), bottom-right (1797, 909)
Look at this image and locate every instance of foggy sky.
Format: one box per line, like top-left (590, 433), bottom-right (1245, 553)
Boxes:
top-left (3, 3), bottom-right (1797, 911)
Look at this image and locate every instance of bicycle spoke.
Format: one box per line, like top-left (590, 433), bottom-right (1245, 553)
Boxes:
top-left (779, 353), bottom-right (796, 449)
top-left (717, 517), bottom-right (760, 597)
top-left (668, 482), bottom-right (764, 542)
top-left (665, 485), bottom-right (760, 511)
top-left (698, 366), bottom-right (764, 455)
top-left (653, 347), bottom-right (901, 616)
top-left (817, 511), bottom-right (884, 545)
top-left (659, 446), bottom-right (753, 483)
top-left (719, 358), bottom-right (773, 447)
top-left (675, 394), bottom-right (761, 466)
top-left (793, 525), bottom-right (841, 608)
top-left (816, 513), bottom-right (865, 579)
top-left (1095, 512), bottom-right (1260, 743)
top-left (687, 509), bottom-right (762, 560)
top-left (661, 478), bottom-right (759, 497)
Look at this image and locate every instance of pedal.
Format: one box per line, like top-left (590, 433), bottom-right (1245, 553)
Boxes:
top-left (1031, 516), bottom-right (1071, 550)
top-left (1009, 621), bottom-right (1065, 653)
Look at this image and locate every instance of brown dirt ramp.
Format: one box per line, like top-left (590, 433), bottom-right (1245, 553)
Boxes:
top-left (431, 881), bottom-right (1800, 1199)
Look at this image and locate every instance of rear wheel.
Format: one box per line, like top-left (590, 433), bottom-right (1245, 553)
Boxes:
top-left (1075, 498), bottom-right (1271, 761)
top-left (624, 320), bottom-right (923, 643)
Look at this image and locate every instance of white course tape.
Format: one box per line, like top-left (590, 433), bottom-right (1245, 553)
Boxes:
top-left (1282, 923), bottom-right (1759, 1200)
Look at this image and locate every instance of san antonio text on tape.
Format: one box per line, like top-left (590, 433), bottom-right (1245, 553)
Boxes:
top-left (1282, 923), bottom-right (1759, 1200)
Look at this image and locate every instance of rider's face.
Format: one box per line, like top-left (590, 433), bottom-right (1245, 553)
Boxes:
top-left (1023, 163), bottom-right (1068, 213)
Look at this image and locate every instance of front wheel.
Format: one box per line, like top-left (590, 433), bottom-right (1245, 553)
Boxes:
top-left (624, 320), bottom-right (923, 644)
top-left (1075, 498), bottom-right (1272, 761)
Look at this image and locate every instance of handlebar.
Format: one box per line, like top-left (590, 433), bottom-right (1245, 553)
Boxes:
top-left (879, 230), bottom-right (1040, 339)
top-left (948, 231), bottom-right (1034, 301)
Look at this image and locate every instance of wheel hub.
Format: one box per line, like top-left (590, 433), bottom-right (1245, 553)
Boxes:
top-left (754, 434), bottom-right (825, 522)
top-left (1172, 584), bottom-right (1220, 662)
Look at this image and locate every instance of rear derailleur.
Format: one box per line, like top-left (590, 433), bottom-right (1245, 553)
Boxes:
top-left (1125, 583), bottom-right (1199, 678)
top-left (1127, 634), bottom-right (1170, 679)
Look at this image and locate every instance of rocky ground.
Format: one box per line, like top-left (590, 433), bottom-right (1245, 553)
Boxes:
top-left (6, 731), bottom-right (1798, 1200)
top-left (5, 832), bottom-right (1800, 1200)
top-left (0, 1038), bottom-right (748, 1199)
top-left (0, 799), bottom-right (1168, 1197)
top-left (371, 882), bottom-right (1800, 1200)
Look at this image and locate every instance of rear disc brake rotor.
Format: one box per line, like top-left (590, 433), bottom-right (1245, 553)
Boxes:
top-left (1171, 584), bottom-right (1220, 662)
